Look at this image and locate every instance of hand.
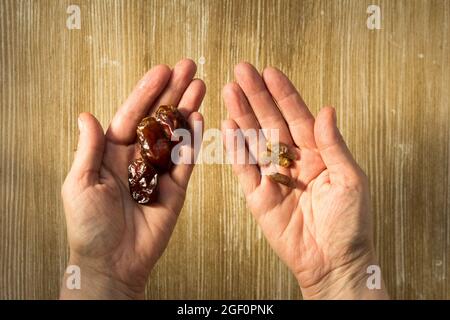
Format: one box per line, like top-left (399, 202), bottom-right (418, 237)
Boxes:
top-left (60, 59), bottom-right (205, 299)
top-left (222, 63), bottom-right (388, 299)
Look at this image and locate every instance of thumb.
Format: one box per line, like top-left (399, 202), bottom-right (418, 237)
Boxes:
top-left (314, 107), bottom-right (362, 185)
top-left (70, 112), bottom-right (105, 185)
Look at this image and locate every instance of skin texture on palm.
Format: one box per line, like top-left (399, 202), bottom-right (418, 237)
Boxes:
top-left (61, 59), bottom-right (205, 299)
top-left (222, 63), bottom-right (388, 299)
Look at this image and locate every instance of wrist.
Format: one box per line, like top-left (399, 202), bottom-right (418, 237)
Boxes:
top-left (60, 256), bottom-right (145, 300)
top-left (299, 250), bottom-right (389, 300)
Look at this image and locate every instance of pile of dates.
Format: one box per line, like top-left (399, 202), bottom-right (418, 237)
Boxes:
top-left (128, 105), bottom-right (188, 204)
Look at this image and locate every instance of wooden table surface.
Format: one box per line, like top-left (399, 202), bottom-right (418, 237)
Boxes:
top-left (0, 0), bottom-right (449, 299)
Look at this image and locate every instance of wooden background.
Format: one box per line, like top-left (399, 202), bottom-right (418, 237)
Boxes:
top-left (0, 0), bottom-right (449, 299)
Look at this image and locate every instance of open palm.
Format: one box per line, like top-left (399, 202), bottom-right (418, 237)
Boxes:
top-left (222, 63), bottom-right (377, 298)
top-left (61, 59), bottom-right (205, 298)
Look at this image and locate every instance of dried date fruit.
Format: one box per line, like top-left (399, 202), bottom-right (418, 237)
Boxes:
top-left (268, 172), bottom-right (295, 188)
top-left (260, 142), bottom-right (296, 169)
top-left (137, 116), bottom-right (173, 172)
top-left (277, 155), bottom-right (292, 168)
top-left (128, 105), bottom-right (189, 205)
top-left (259, 151), bottom-right (291, 167)
top-left (128, 159), bottom-right (158, 204)
top-left (267, 141), bottom-right (296, 161)
top-left (266, 141), bottom-right (296, 168)
top-left (155, 105), bottom-right (188, 141)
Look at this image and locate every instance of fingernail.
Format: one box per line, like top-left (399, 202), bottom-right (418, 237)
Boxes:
top-left (76, 118), bottom-right (83, 151)
top-left (78, 117), bottom-right (84, 132)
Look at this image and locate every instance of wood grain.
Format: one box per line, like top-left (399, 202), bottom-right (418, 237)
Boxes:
top-left (0, 0), bottom-right (449, 299)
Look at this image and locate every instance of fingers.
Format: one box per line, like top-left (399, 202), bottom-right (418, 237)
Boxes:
top-left (262, 67), bottom-right (316, 149)
top-left (234, 62), bottom-right (293, 145)
top-left (222, 82), bottom-right (263, 160)
top-left (170, 111), bottom-right (204, 190)
top-left (152, 58), bottom-right (197, 110)
top-left (106, 64), bottom-right (171, 145)
top-left (106, 59), bottom-right (198, 146)
top-left (314, 107), bottom-right (362, 185)
top-left (222, 119), bottom-right (261, 196)
top-left (168, 75), bottom-right (206, 189)
top-left (177, 79), bottom-right (206, 118)
top-left (70, 113), bottom-right (105, 186)
top-left (155, 112), bottom-right (203, 218)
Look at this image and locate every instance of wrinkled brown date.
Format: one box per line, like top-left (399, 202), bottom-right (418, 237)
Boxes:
top-left (128, 159), bottom-right (158, 204)
top-left (137, 116), bottom-right (173, 172)
top-left (155, 105), bottom-right (188, 141)
top-left (128, 105), bottom-right (189, 204)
